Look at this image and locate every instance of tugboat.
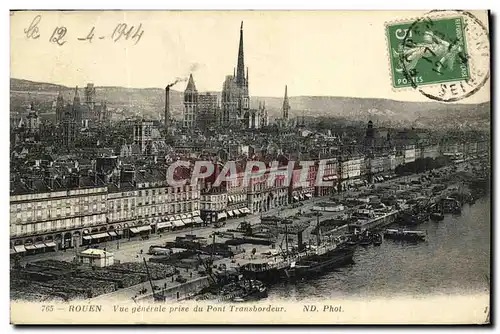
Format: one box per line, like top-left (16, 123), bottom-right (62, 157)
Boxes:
top-left (442, 197), bottom-right (462, 214)
top-left (383, 228), bottom-right (426, 242)
top-left (372, 233), bottom-right (383, 246)
top-left (195, 278), bottom-right (268, 302)
top-left (194, 257), bottom-right (268, 302)
top-left (430, 212), bottom-right (444, 221)
top-left (359, 232), bottom-right (372, 246)
top-left (225, 279), bottom-right (268, 302)
top-left (429, 204), bottom-right (445, 221)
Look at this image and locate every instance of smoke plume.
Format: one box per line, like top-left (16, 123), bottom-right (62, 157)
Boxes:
top-left (166, 63), bottom-right (202, 89)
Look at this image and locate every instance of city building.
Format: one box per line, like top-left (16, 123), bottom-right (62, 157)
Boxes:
top-left (290, 163), bottom-right (316, 202)
top-left (248, 166), bottom-right (289, 214)
top-left (183, 74), bottom-right (198, 129)
top-left (404, 144), bottom-right (416, 164)
top-left (340, 157), bottom-right (363, 190)
top-left (315, 158), bottom-right (339, 196)
top-left (198, 93), bottom-right (219, 130)
top-left (132, 120), bottom-right (165, 155)
top-left (10, 183), bottom-right (108, 254)
top-left (200, 185), bottom-right (228, 224)
top-left (220, 22), bottom-right (251, 127)
top-left (226, 169), bottom-right (250, 218)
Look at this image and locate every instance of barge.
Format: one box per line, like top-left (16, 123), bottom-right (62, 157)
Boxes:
top-left (284, 244), bottom-right (355, 279)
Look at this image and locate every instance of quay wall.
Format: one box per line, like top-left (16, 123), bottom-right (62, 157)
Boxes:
top-left (137, 276), bottom-right (211, 302)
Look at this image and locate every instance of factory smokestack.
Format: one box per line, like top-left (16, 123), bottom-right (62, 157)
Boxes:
top-left (165, 86), bottom-right (170, 133)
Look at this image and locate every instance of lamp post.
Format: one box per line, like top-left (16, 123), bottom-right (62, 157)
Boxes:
top-left (116, 226), bottom-right (121, 250)
top-left (73, 234), bottom-right (79, 262)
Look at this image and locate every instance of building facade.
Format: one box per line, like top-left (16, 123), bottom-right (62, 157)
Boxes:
top-left (183, 74), bottom-right (198, 129)
top-left (10, 186), bottom-right (108, 254)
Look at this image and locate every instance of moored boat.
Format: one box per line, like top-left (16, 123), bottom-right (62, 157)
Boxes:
top-left (284, 244), bottom-right (355, 279)
top-left (372, 233), bottom-right (382, 246)
top-left (383, 228), bottom-right (426, 242)
top-left (359, 233), bottom-right (372, 246)
top-left (430, 212), bottom-right (444, 221)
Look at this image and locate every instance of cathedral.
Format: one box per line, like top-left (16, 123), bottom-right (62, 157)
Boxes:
top-left (55, 84), bottom-right (110, 131)
top-left (220, 22), bottom-right (265, 129)
top-left (55, 84), bottom-right (110, 148)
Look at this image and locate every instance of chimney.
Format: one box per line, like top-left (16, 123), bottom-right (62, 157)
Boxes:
top-left (165, 86), bottom-right (170, 133)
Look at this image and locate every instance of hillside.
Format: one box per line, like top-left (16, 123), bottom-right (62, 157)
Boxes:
top-left (10, 78), bottom-right (490, 131)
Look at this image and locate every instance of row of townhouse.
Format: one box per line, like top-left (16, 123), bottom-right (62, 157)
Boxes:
top-left (11, 141), bottom-right (487, 253)
top-left (10, 174), bottom-right (201, 255)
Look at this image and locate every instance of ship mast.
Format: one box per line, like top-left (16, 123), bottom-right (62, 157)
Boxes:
top-left (316, 213), bottom-right (321, 247)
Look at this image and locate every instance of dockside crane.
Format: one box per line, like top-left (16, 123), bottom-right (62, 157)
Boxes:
top-left (143, 258), bottom-right (166, 302)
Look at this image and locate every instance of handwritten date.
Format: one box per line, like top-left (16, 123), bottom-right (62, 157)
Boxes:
top-left (24, 15), bottom-right (144, 46)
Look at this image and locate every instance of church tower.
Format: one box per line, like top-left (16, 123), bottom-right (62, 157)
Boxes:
top-left (56, 89), bottom-right (65, 125)
top-left (282, 85), bottom-right (290, 121)
top-left (26, 102), bottom-right (40, 134)
top-left (183, 74), bottom-right (198, 129)
top-left (72, 86), bottom-right (82, 128)
top-left (236, 22), bottom-right (249, 119)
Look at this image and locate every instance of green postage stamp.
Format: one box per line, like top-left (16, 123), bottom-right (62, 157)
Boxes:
top-left (387, 16), bottom-right (469, 88)
top-left (386, 10), bottom-right (489, 102)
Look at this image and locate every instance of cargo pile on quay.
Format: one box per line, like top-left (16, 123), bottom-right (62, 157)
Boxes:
top-left (10, 157), bottom-right (490, 302)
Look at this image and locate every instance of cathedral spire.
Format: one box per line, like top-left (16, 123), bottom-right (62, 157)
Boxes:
top-left (73, 86), bottom-right (80, 104)
top-left (185, 73), bottom-right (197, 92)
top-left (236, 21), bottom-right (245, 88)
top-left (282, 85), bottom-right (290, 120)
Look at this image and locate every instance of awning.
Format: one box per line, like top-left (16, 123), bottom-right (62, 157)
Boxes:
top-left (82, 235), bottom-right (92, 240)
top-left (91, 232), bottom-right (110, 239)
top-left (293, 196), bottom-right (299, 201)
top-left (14, 245), bottom-right (26, 253)
top-left (157, 221), bottom-right (172, 229)
top-left (305, 193), bottom-right (312, 198)
top-left (172, 220), bottom-right (185, 227)
top-left (116, 230), bottom-right (124, 235)
top-left (25, 245), bottom-right (36, 250)
top-left (234, 209), bottom-right (242, 215)
top-left (34, 243), bottom-right (46, 249)
top-left (182, 218), bottom-right (194, 225)
top-left (227, 210), bottom-right (234, 217)
top-left (194, 216), bottom-right (203, 224)
top-left (108, 231), bottom-right (118, 237)
top-left (218, 212), bottom-right (227, 220)
top-left (241, 208), bottom-right (250, 214)
top-left (45, 242), bottom-right (57, 248)
top-left (130, 225), bottom-right (152, 233)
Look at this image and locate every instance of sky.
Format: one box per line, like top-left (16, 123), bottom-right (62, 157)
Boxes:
top-left (10, 10), bottom-right (489, 103)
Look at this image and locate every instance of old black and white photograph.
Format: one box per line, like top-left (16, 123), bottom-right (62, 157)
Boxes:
top-left (9, 10), bottom-right (491, 324)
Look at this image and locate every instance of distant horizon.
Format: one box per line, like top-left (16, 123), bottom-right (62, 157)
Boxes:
top-left (10, 11), bottom-right (490, 104)
top-left (9, 77), bottom-right (491, 106)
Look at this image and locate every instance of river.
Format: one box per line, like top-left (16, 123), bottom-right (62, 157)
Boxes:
top-left (268, 195), bottom-right (491, 299)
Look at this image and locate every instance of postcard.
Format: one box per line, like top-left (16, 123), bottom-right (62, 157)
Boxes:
top-left (9, 10), bottom-right (490, 325)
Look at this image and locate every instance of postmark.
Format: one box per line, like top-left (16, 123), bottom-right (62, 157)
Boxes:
top-left (386, 10), bottom-right (489, 102)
